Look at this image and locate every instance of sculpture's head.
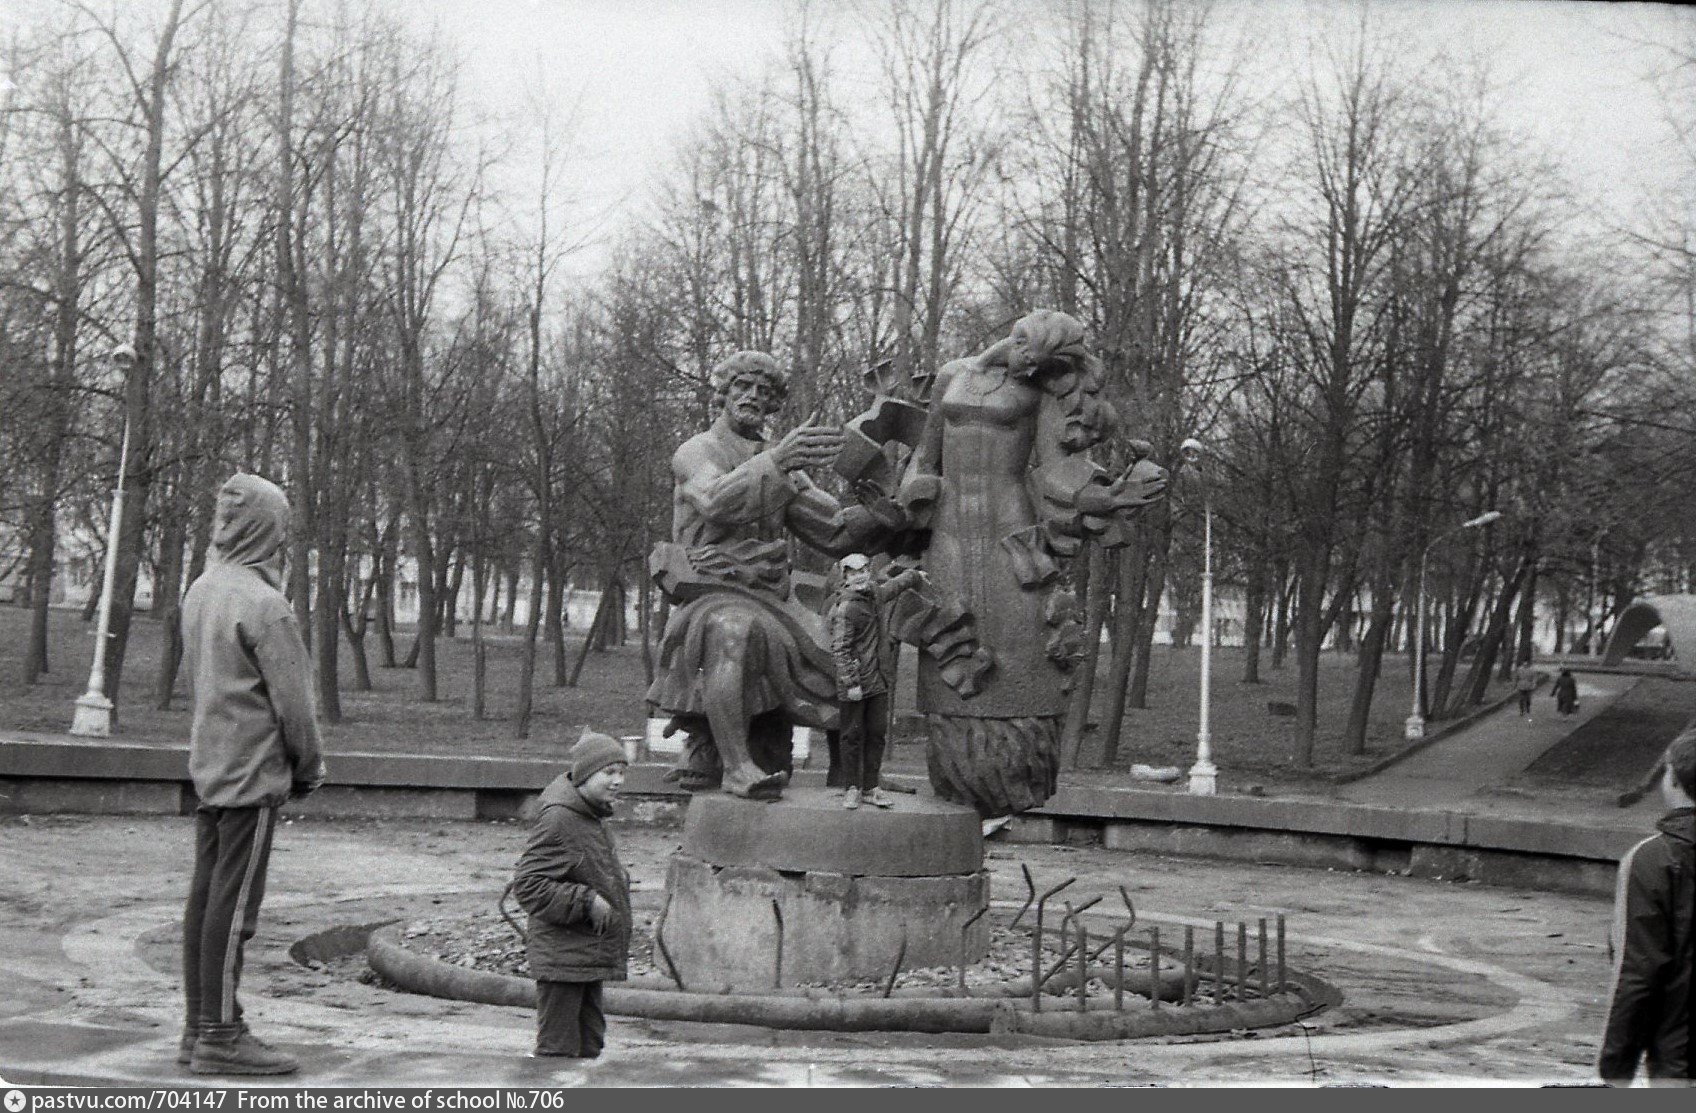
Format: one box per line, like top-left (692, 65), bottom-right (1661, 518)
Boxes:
top-left (712, 351), bottom-right (790, 438)
top-left (1009, 309), bottom-right (1092, 377)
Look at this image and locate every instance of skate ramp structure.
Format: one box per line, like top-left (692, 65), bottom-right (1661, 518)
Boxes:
top-left (1602, 594), bottom-right (1696, 676)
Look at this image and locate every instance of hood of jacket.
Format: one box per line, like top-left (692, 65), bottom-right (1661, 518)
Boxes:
top-left (539, 771), bottom-right (613, 820)
top-left (1656, 806), bottom-right (1694, 846)
top-left (212, 474), bottom-right (290, 586)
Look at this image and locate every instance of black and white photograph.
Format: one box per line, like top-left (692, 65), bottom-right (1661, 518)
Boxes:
top-left (0, 0), bottom-right (1693, 1090)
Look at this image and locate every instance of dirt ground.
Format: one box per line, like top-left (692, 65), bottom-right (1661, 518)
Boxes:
top-left (0, 811), bottom-right (1622, 1087)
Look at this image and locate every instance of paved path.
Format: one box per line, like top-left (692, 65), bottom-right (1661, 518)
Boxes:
top-left (1337, 671), bottom-right (1662, 826)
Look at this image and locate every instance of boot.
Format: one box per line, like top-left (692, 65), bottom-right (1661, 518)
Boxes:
top-left (190, 1028), bottom-right (300, 1076)
top-left (176, 1029), bottom-right (197, 1066)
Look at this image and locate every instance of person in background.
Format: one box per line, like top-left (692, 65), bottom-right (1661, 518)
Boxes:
top-left (1552, 668), bottom-right (1580, 716)
top-left (1513, 660), bottom-right (1538, 720)
top-left (512, 731), bottom-right (632, 1058)
top-left (180, 473), bottom-right (326, 1076)
top-left (1598, 728), bottom-right (1694, 1085)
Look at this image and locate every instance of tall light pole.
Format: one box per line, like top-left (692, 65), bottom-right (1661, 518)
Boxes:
top-left (1405, 509), bottom-right (1502, 741)
top-left (1180, 438), bottom-right (1217, 796)
top-left (71, 343), bottom-right (138, 737)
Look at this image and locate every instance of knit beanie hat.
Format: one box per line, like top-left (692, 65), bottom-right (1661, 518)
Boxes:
top-left (568, 730), bottom-right (627, 785)
top-left (1665, 726), bottom-right (1696, 800)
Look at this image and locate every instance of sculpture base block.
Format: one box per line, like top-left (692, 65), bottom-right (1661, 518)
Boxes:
top-left (662, 788), bottom-right (988, 991)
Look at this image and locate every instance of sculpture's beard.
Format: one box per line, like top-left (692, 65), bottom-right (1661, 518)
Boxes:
top-left (727, 400), bottom-right (765, 438)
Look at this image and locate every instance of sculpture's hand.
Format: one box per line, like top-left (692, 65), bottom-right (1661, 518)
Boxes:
top-left (847, 686), bottom-right (864, 702)
top-left (1079, 458), bottom-right (1168, 515)
top-left (853, 479), bottom-right (908, 530)
top-left (1109, 458), bottom-right (1169, 510)
top-left (773, 422), bottom-right (843, 472)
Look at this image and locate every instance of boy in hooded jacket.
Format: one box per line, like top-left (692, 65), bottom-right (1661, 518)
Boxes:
top-left (1598, 727), bottom-right (1695, 1085)
top-left (179, 474), bottom-right (326, 1076)
top-left (512, 731), bottom-right (632, 1058)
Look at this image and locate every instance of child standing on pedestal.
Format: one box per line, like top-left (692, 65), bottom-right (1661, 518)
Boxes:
top-left (511, 731), bottom-right (632, 1058)
top-left (831, 554), bottom-right (925, 810)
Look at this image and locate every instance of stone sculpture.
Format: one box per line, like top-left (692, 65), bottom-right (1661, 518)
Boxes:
top-left (646, 352), bottom-right (905, 799)
top-left (892, 310), bottom-right (1169, 817)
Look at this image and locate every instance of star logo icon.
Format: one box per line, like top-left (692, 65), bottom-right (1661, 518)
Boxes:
top-left (4, 1089), bottom-right (27, 1113)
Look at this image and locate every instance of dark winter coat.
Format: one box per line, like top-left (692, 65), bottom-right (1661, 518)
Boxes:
top-left (1599, 807), bottom-right (1693, 1082)
top-left (511, 774), bottom-right (631, 983)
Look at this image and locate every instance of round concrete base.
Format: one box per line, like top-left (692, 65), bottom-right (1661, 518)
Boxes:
top-left (662, 787), bottom-right (989, 992)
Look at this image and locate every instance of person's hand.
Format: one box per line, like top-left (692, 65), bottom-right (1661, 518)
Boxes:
top-left (773, 421), bottom-right (842, 472)
top-left (586, 893), bottom-right (615, 935)
top-left (290, 762), bottom-right (327, 800)
top-left (847, 686), bottom-right (863, 702)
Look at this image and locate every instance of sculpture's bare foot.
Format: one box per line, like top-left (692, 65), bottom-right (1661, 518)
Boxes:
top-left (721, 764), bottom-right (785, 801)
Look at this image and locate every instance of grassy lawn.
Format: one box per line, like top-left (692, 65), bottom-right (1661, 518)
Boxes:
top-left (0, 604), bottom-right (1511, 787)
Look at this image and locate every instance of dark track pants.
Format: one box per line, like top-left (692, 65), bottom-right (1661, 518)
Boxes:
top-left (183, 805), bottom-right (277, 1038)
top-left (536, 980), bottom-right (605, 1057)
top-left (840, 691), bottom-right (891, 791)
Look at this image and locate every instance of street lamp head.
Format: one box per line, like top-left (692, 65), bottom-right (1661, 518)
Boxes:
top-left (110, 343), bottom-right (137, 368)
top-left (1464, 510), bottom-right (1502, 529)
top-left (1179, 437), bottom-right (1205, 465)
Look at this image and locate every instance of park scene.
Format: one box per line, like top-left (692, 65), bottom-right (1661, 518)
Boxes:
top-left (2, 0), bottom-right (1694, 1089)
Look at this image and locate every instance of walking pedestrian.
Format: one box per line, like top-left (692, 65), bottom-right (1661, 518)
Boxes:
top-left (1552, 669), bottom-right (1580, 716)
top-left (1598, 728), bottom-right (1694, 1085)
top-left (180, 474), bottom-right (325, 1076)
top-left (1514, 661), bottom-right (1538, 720)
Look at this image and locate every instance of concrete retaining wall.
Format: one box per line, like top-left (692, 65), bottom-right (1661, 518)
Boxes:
top-left (0, 733), bottom-right (1639, 895)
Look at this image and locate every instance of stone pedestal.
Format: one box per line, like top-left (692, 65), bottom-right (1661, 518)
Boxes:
top-left (661, 788), bottom-right (988, 992)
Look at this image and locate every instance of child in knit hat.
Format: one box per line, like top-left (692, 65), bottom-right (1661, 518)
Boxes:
top-left (511, 730), bottom-right (632, 1058)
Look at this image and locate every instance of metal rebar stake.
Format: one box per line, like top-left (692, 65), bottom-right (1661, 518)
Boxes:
top-left (1213, 922), bottom-right (1225, 1005)
top-left (1182, 926), bottom-right (1195, 1007)
top-left (1114, 931), bottom-right (1126, 1011)
top-left (1075, 920), bottom-right (1088, 1011)
top-left (1238, 921), bottom-right (1248, 1000)
top-left (1277, 914), bottom-right (1287, 993)
top-left (1258, 918), bottom-right (1269, 998)
top-left (1149, 926), bottom-right (1161, 1011)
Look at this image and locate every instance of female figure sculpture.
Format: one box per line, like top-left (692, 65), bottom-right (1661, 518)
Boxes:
top-left (898, 310), bottom-right (1168, 817)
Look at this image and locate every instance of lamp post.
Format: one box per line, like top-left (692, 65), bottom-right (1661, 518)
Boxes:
top-left (1180, 437), bottom-right (1217, 796)
top-left (71, 343), bottom-right (138, 737)
top-left (1405, 509), bottom-right (1502, 741)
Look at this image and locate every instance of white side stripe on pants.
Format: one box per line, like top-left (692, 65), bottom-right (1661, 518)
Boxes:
top-left (222, 806), bottom-right (273, 1023)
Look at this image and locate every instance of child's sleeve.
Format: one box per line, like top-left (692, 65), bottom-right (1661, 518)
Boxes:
top-left (511, 811), bottom-right (597, 927)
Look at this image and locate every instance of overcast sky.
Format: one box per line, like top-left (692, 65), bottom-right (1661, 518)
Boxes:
top-left (414, 0), bottom-right (1691, 248)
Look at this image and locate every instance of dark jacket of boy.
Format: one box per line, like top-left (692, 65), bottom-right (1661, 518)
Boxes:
top-left (512, 773), bottom-right (632, 982)
top-left (1599, 806), bottom-right (1693, 1082)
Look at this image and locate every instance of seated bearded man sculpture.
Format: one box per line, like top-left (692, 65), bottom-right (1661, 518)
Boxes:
top-left (646, 352), bottom-right (903, 799)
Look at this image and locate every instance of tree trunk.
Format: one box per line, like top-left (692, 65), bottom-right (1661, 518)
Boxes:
top-left (1343, 586), bottom-right (1395, 755)
top-left (1099, 536), bottom-right (1149, 766)
top-left (515, 534), bottom-right (546, 738)
top-left (1241, 557), bottom-right (1266, 684)
top-left (1064, 544), bottom-right (1111, 766)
